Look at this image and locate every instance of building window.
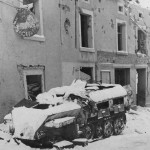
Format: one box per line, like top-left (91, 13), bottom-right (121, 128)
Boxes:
top-left (119, 6), bottom-right (123, 12)
top-left (20, 0), bottom-right (45, 41)
top-left (117, 2), bottom-right (124, 15)
top-left (137, 29), bottom-right (147, 54)
top-left (23, 68), bottom-right (45, 101)
top-left (116, 19), bottom-right (127, 53)
top-left (100, 70), bottom-right (111, 84)
top-left (139, 12), bottom-right (143, 18)
top-left (79, 9), bottom-right (94, 52)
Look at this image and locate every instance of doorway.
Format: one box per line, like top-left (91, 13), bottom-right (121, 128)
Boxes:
top-left (136, 69), bottom-right (146, 106)
top-left (115, 68), bottom-right (130, 86)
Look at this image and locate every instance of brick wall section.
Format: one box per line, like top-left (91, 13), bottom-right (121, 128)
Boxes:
top-left (97, 51), bottom-right (150, 64)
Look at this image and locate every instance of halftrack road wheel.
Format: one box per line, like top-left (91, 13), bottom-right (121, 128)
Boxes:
top-left (95, 122), bottom-right (103, 139)
top-left (83, 124), bottom-right (94, 140)
top-left (114, 116), bottom-right (125, 135)
top-left (103, 120), bottom-right (113, 138)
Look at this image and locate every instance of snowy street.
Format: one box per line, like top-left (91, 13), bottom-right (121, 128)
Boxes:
top-left (0, 106), bottom-right (150, 150)
top-left (0, 132), bottom-right (150, 150)
top-left (72, 133), bottom-right (150, 150)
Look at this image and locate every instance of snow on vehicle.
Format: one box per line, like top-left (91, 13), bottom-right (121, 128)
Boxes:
top-left (8, 80), bottom-right (131, 148)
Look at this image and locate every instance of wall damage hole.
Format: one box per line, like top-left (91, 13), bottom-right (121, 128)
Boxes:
top-left (110, 19), bottom-right (114, 29)
top-left (59, 4), bottom-right (70, 13)
top-left (64, 18), bottom-right (71, 34)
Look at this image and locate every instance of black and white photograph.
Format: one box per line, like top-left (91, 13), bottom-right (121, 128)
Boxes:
top-left (0, 0), bottom-right (150, 149)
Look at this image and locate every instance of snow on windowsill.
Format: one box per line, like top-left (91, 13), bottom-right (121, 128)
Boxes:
top-left (117, 51), bottom-right (128, 55)
top-left (80, 47), bottom-right (95, 53)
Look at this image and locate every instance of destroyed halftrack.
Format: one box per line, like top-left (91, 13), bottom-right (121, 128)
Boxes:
top-left (9, 80), bottom-right (132, 148)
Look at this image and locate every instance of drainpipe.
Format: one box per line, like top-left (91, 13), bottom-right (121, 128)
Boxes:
top-left (59, 0), bottom-right (63, 86)
top-left (59, 0), bottom-right (63, 45)
top-left (95, 63), bottom-right (98, 82)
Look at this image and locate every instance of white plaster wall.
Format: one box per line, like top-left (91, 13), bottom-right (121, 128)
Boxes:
top-left (0, 0), bottom-right (62, 121)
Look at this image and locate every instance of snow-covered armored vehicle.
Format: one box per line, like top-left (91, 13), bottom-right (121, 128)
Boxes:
top-left (10, 80), bottom-right (132, 148)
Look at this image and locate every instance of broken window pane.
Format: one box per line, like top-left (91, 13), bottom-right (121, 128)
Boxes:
top-left (26, 75), bottom-right (42, 101)
top-left (80, 67), bottom-right (93, 83)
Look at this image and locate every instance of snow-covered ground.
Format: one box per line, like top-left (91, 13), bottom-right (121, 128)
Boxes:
top-left (0, 106), bottom-right (150, 150)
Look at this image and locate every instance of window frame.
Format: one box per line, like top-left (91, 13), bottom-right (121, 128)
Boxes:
top-left (19, 0), bottom-right (45, 42)
top-left (79, 8), bottom-right (95, 52)
top-left (23, 69), bottom-right (45, 100)
top-left (116, 19), bottom-right (127, 54)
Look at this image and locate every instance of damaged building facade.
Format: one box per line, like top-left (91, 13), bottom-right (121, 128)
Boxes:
top-left (0, 0), bottom-right (150, 121)
top-left (96, 0), bottom-right (150, 108)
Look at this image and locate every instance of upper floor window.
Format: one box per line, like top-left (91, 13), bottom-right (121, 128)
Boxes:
top-left (139, 12), bottom-right (143, 18)
top-left (116, 19), bottom-right (127, 53)
top-left (79, 9), bottom-right (94, 52)
top-left (117, 2), bottom-right (124, 15)
top-left (139, 13), bottom-right (142, 18)
top-left (137, 29), bottom-right (147, 54)
top-left (20, 0), bottom-right (45, 41)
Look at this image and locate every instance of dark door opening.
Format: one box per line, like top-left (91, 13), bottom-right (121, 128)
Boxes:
top-left (136, 69), bottom-right (146, 106)
top-left (80, 67), bottom-right (93, 83)
top-left (26, 75), bottom-right (42, 101)
top-left (115, 68), bottom-right (130, 86)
